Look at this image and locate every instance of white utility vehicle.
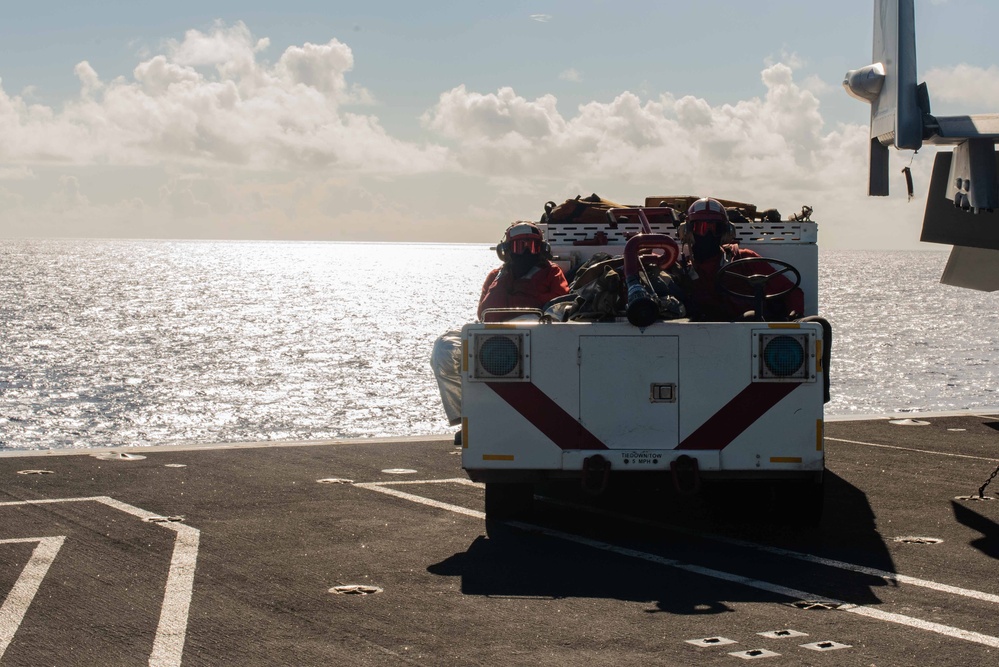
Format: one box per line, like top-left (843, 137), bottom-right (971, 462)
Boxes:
top-left (459, 196), bottom-right (829, 529)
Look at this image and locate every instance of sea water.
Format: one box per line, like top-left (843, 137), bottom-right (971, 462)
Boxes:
top-left (1, 239), bottom-right (996, 451)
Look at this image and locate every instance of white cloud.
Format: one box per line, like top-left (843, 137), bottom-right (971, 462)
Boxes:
top-left (422, 85), bottom-right (566, 142)
top-left (0, 25), bottom-right (931, 247)
top-left (51, 175), bottom-right (90, 212)
top-left (423, 63), bottom-right (850, 193)
top-left (801, 74), bottom-right (834, 96)
top-left (530, 14), bottom-right (552, 23)
top-left (166, 21), bottom-right (269, 71)
top-left (559, 68), bottom-right (582, 82)
top-left (417, 62), bottom-right (934, 248)
top-left (0, 165), bottom-right (35, 180)
top-left (922, 63), bottom-right (999, 109)
top-left (764, 49), bottom-right (806, 71)
top-left (0, 21), bottom-right (446, 174)
top-left (74, 61), bottom-right (103, 98)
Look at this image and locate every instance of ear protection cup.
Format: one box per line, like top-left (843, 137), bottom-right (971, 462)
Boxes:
top-left (719, 219), bottom-right (736, 244)
top-left (720, 222), bottom-right (735, 245)
top-left (496, 240), bottom-right (509, 262)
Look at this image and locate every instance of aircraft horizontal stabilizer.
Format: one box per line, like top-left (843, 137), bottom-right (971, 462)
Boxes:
top-left (933, 114), bottom-right (999, 143)
top-left (940, 246), bottom-right (999, 291)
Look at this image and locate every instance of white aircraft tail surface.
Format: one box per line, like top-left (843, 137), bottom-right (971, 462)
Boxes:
top-left (844, 0), bottom-right (922, 196)
top-left (845, 0), bottom-right (999, 291)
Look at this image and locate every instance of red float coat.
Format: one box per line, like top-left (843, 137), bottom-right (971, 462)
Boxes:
top-left (477, 262), bottom-right (570, 322)
top-left (682, 245), bottom-right (804, 321)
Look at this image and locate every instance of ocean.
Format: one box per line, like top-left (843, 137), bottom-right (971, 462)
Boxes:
top-left (1, 239), bottom-right (997, 451)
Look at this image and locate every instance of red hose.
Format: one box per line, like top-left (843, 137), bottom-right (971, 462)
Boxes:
top-left (623, 234), bottom-right (679, 279)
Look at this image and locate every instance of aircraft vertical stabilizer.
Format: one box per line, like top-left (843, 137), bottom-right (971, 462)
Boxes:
top-left (844, 0), bottom-right (922, 195)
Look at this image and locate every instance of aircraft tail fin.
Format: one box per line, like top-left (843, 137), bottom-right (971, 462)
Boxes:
top-left (843, 0), bottom-right (922, 195)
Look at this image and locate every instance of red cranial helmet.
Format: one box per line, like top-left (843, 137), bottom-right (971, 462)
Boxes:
top-left (686, 197), bottom-right (729, 237)
top-left (504, 222), bottom-right (544, 255)
top-left (497, 221), bottom-right (548, 262)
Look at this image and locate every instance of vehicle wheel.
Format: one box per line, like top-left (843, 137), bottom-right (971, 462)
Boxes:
top-left (484, 482), bottom-right (534, 537)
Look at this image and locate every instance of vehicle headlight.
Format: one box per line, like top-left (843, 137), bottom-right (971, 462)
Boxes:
top-left (471, 332), bottom-right (529, 380)
top-left (764, 335), bottom-right (805, 377)
top-left (480, 336), bottom-right (520, 376)
top-left (755, 332), bottom-right (811, 381)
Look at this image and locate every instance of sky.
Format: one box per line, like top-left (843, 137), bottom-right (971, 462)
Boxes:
top-left (1, 0), bottom-right (998, 248)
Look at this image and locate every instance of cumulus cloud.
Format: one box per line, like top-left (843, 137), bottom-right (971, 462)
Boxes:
top-left (422, 63), bottom-right (863, 197)
top-left (0, 165), bottom-right (35, 180)
top-left (559, 68), bottom-right (582, 82)
top-left (167, 21), bottom-right (270, 69)
top-left (1, 40), bottom-right (923, 247)
top-left (422, 85), bottom-right (566, 143)
top-left (764, 49), bottom-right (806, 71)
top-left (801, 74), bottom-right (834, 96)
top-left (0, 21), bottom-right (446, 174)
top-left (414, 60), bottom-right (931, 248)
top-left (923, 63), bottom-right (999, 109)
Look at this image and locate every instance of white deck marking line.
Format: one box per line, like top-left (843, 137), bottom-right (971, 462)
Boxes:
top-left (0, 536), bottom-right (65, 661)
top-left (98, 497), bottom-right (200, 667)
top-left (0, 496), bottom-right (199, 667)
top-left (355, 479), bottom-right (999, 649)
top-left (538, 496), bottom-right (999, 606)
top-left (364, 477), bottom-right (482, 487)
top-left (707, 534), bottom-right (999, 605)
top-left (505, 520), bottom-right (999, 649)
top-left (826, 437), bottom-right (999, 462)
top-left (354, 482), bottom-right (485, 520)
top-left (0, 496), bottom-right (106, 507)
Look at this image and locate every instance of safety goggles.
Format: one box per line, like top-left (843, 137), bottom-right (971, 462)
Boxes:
top-left (510, 237), bottom-right (542, 254)
top-left (691, 220), bottom-right (720, 236)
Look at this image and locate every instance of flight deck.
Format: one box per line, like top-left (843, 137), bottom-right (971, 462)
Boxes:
top-left (0, 413), bottom-right (997, 666)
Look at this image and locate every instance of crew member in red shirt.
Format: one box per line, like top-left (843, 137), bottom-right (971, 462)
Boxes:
top-left (477, 221), bottom-right (569, 322)
top-left (675, 197), bottom-right (803, 321)
top-left (432, 221), bottom-right (568, 438)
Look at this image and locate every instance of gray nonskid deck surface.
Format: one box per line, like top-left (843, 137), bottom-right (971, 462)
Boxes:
top-left (0, 414), bottom-right (997, 666)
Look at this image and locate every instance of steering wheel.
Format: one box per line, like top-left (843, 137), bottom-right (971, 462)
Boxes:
top-left (716, 257), bottom-right (801, 320)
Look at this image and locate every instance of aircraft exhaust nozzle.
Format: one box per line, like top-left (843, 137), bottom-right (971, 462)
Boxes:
top-left (843, 63), bottom-right (885, 103)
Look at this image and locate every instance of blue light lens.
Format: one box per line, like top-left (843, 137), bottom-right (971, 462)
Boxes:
top-left (763, 335), bottom-right (804, 377)
top-left (480, 336), bottom-right (520, 376)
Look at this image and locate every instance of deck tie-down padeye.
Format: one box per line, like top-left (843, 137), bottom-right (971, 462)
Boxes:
top-left (670, 455), bottom-right (701, 495)
top-left (581, 454), bottom-right (610, 495)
